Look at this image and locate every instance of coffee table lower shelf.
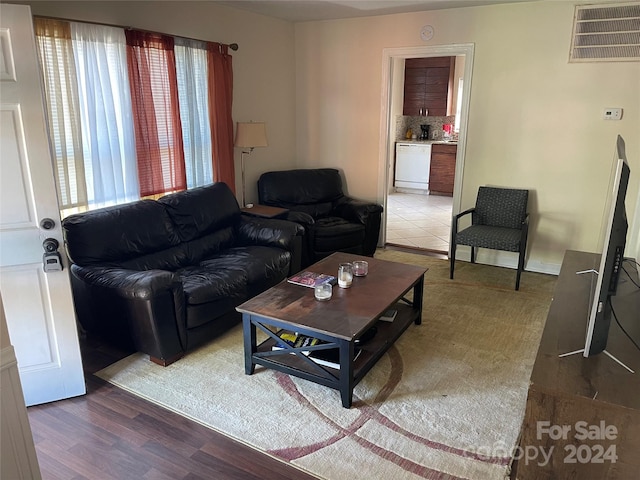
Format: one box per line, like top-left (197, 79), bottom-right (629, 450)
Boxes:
top-left (242, 302), bottom-right (419, 408)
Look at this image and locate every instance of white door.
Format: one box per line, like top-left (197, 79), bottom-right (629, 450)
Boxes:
top-left (0, 4), bottom-right (85, 406)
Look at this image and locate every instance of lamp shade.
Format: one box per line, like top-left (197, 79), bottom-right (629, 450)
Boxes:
top-left (234, 122), bottom-right (268, 148)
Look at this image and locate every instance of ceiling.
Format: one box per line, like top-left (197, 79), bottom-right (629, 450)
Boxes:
top-left (215, 0), bottom-right (537, 23)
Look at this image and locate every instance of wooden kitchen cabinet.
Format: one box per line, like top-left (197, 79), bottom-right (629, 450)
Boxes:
top-left (429, 143), bottom-right (456, 195)
top-left (403, 57), bottom-right (455, 117)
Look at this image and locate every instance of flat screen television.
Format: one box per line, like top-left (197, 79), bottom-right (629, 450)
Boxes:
top-left (583, 134), bottom-right (630, 360)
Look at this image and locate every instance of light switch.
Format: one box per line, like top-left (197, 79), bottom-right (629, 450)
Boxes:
top-left (603, 108), bottom-right (622, 120)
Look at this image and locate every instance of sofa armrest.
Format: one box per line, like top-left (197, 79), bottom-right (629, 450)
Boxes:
top-left (237, 216), bottom-right (304, 249)
top-left (283, 210), bottom-right (315, 227)
top-left (73, 265), bottom-right (181, 299)
top-left (333, 197), bottom-right (383, 225)
top-left (70, 265), bottom-right (186, 364)
top-left (333, 197), bottom-right (383, 256)
top-left (237, 217), bottom-right (305, 273)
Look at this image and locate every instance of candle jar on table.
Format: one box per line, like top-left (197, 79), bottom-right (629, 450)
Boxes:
top-left (338, 263), bottom-right (353, 288)
top-left (353, 260), bottom-right (368, 277)
top-left (314, 282), bottom-right (332, 301)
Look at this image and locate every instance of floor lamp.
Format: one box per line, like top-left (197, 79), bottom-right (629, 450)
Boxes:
top-left (234, 122), bottom-right (268, 208)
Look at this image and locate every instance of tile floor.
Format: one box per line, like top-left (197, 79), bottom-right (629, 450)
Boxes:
top-left (385, 192), bottom-right (453, 252)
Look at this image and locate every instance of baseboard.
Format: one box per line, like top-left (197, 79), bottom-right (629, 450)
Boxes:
top-left (525, 259), bottom-right (562, 276)
top-left (454, 248), bottom-right (561, 276)
top-left (376, 243), bottom-right (562, 276)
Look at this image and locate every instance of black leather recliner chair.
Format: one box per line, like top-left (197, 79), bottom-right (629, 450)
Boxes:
top-left (62, 182), bottom-right (303, 366)
top-left (257, 168), bottom-right (383, 267)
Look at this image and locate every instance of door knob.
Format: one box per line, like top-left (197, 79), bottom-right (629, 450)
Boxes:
top-left (40, 218), bottom-right (56, 230)
top-left (43, 238), bottom-right (59, 252)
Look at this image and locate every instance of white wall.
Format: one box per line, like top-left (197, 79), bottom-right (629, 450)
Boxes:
top-left (13, 0), bottom-right (640, 269)
top-left (295, 0), bottom-right (640, 271)
top-left (21, 0), bottom-right (298, 206)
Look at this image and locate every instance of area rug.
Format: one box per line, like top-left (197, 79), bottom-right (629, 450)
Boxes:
top-left (96, 250), bottom-right (556, 480)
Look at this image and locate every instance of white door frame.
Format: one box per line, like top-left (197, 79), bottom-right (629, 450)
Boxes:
top-left (377, 43), bottom-right (475, 254)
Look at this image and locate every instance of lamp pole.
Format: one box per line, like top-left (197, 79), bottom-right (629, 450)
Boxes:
top-left (241, 148), bottom-right (253, 208)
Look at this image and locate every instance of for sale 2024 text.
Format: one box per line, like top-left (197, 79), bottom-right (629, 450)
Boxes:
top-left (534, 420), bottom-right (618, 465)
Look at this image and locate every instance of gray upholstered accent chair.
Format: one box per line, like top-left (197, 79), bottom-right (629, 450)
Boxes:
top-left (450, 186), bottom-right (530, 290)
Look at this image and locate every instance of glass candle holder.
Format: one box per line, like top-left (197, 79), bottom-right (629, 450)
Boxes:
top-left (314, 282), bottom-right (332, 301)
top-left (338, 263), bottom-right (353, 288)
top-left (353, 260), bottom-right (368, 277)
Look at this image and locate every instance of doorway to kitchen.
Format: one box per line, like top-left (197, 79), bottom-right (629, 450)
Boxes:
top-left (378, 44), bottom-right (474, 256)
top-left (386, 191), bottom-right (452, 250)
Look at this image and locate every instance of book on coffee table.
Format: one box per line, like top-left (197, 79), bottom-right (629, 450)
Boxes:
top-left (271, 331), bottom-right (361, 370)
top-left (272, 332), bottom-right (322, 351)
top-left (287, 271), bottom-right (336, 288)
top-left (379, 309), bottom-right (397, 322)
top-left (307, 347), bottom-right (362, 370)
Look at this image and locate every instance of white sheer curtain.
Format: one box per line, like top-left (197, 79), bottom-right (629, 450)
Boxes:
top-left (175, 38), bottom-right (213, 188)
top-left (71, 22), bottom-right (139, 207)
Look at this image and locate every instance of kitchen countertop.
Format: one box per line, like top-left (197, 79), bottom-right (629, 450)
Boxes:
top-left (396, 140), bottom-right (457, 145)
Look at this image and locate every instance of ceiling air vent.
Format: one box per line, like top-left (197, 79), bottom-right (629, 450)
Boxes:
top-left (570, 2), bottom-right (640, 62)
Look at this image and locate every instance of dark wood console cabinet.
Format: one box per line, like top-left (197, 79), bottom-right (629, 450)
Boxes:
top-left (513, 250), bottom-right (640, 479)
top-left (429, 143), bottom-right (456, 195)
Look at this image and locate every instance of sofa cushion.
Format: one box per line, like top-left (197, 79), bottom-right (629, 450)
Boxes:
top-left (201, 246), bottom-right (290, 285)
top-left (63, 200), bottom-right (181, 266)
top-left (159, 183), bottom-right (241, 243)
top-left (313, 217), bottom-right (365, 252)
top-left (178, 265), bottom-right (247, 329)
top-left (177, 265), bottom-right (246, 306)
top-left (186, 301), bottom-right (241, 331)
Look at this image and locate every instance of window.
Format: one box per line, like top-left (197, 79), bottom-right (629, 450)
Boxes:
top-left (35, 18), bottom-right (87, 211)
top-left (34, 18), bottom-right (235, 217)
top-left (455, 77), bottom-right (463, 133)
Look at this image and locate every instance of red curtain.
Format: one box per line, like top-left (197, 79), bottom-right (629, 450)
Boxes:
top-left (207, 43), bottom-right (235, 192)
top-left (126, 30), bottom-right (186, 196)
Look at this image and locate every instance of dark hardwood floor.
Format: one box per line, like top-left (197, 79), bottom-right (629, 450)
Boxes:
top-left (27, 336), bottom-right (319, 480)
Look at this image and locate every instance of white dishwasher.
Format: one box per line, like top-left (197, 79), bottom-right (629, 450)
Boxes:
top-left (394, 142), bottom-right (432, 190)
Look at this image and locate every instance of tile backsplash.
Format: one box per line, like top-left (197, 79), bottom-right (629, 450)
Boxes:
top-left (395, 115), bottom-right (456, 141)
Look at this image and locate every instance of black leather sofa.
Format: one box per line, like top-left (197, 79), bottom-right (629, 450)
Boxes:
top-left (257, 168), bottom-right (383, 266)
top-left (62, 182), bottom-right (303, 366)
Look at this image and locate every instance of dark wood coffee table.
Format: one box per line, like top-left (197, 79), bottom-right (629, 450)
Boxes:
top-left (236, 252), bottom-right (427, 407)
